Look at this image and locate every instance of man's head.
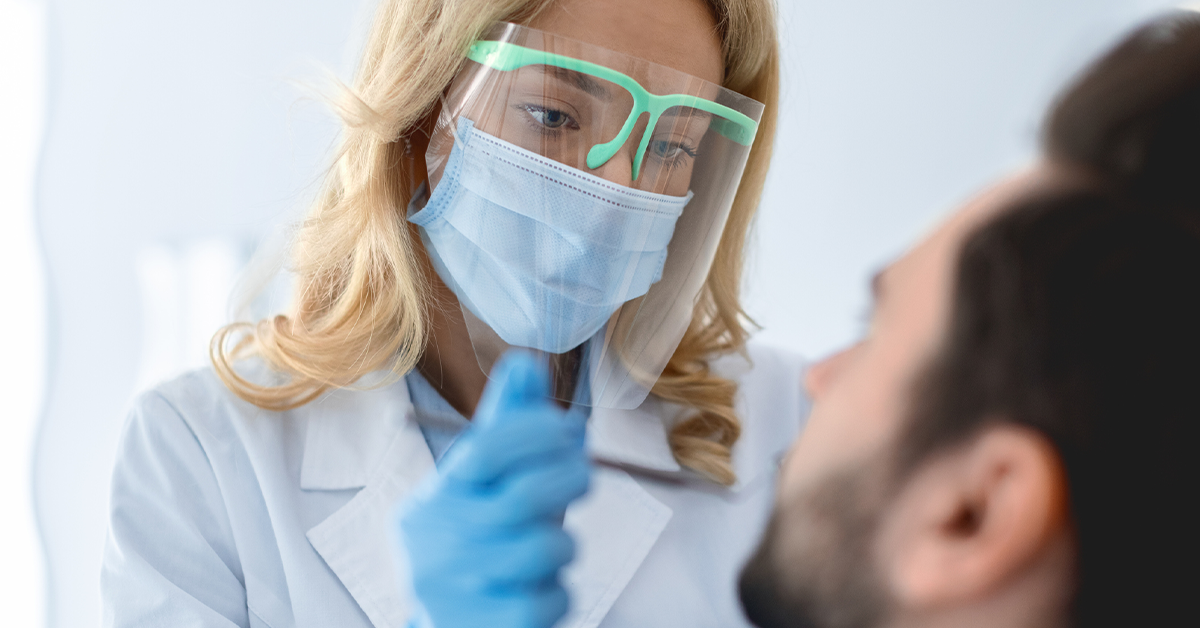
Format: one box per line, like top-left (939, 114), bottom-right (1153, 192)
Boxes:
top-left (740, 11), bottom-right (1200, 628)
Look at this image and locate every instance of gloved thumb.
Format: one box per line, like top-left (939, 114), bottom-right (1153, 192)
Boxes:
top-left (472, 351), bottom-right (553, 428)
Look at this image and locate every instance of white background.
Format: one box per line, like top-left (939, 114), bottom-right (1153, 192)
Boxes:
top-left (747, 0), bottom-right (1189, 357)
top-left (1, 1), bottom-right (46, 626)
top-left (0, 0), bottom-right (1184, 626)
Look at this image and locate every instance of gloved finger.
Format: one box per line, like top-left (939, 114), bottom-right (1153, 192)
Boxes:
top-left (486, 450), bottom-right (590, 524)
top-left (409, 524), bottom-right (576, 589)
top-left (469, 352), bottom-right (589, 442)
top-left (491, 453), bottom-right (592, 524)
top-left (474, 526), bottom-right (576, 585)
top-left (404, 528), bottom-right (573, 595)
top-left (479, 580), bottom-right (572, 628)
top-left (440, 418), bottom-right (585, 489)
top-left (417, 579), bottom-right (571, 628)
top-left (440, 353), bottom-right (589, 485)
top-left (426, 451), bottom-right (591, 528)
top-left (473, 351), bottom-right (553, 429)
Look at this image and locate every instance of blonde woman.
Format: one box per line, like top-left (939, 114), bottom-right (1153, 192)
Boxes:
top-left (102, 0), bottom-right (810, 626)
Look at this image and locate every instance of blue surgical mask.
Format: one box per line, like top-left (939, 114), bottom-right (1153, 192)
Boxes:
top-left (408, 118), bottom-right (692, 354)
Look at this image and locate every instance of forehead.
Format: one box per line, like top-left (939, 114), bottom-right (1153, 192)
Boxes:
top-left (874, 163), bottom-right (1084, 373)
top-left (887, 164), bottom-right (1073, 296)
top-left (516, 64), bottom-right (720, 109)
top-left (527, 0), bottom-right (724, 86)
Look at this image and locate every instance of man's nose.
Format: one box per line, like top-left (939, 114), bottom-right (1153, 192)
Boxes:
top-left (803, 345), bottom-right (857, 401)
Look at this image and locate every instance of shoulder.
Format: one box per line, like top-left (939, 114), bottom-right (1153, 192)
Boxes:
top-left (120, 359), bottom-right (316, 478)
top-left (709, 341), bottom-right (809, 403)
top-left (106, 368), bottom-right (273, 625)
top-left (128, 362), bottom-right (276, 443)
top-left (711, 341), bottom-right (813, 490)
top-left (121, 362), bottom-right (413, 489)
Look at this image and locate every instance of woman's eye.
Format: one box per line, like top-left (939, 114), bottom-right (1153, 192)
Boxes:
top-left (526, 106), bottom-right (574, 130)
top-left (650, 139), bottom-right (698, 161)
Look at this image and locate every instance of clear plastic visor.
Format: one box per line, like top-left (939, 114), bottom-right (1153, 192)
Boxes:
top-left (429, 24), bottom-right (759, 196)
top-left (419, 23), bottom-right (764, 409)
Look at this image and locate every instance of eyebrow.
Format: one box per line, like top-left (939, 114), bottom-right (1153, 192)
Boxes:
top-left (538, 65), bottom-right (613, 101)
top-left (659, 108), bottom-right (715, 125)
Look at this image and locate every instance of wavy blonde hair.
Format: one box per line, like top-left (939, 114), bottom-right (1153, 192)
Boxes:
top-left (213, 0), bottom-right (780, 485)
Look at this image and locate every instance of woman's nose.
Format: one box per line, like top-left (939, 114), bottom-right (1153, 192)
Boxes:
top-left (587, 116), bottom-right (653, 189)
top-left (588, 148), bottom-right (683, 195)
top-left (588, 148), bottom-right (637, 188)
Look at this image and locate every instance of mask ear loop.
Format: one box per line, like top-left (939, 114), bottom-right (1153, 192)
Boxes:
top-left (412, 91), bottom-right (462, 200)
top-left (439, 91), bottom-right (464, 147)
top-left (400, 133), bottom-right (428, 205)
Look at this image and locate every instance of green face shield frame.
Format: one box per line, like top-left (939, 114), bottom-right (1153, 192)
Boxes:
top-left (465, 39), bottom-right (759, 181)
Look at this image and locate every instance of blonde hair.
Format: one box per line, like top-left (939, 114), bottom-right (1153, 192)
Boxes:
top-left (213, 0), bottom-right (780, 485)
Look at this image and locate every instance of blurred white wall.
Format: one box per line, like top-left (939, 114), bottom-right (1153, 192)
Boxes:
top-left (0, 1), bottom-right (47, 626)
top-left (31, 1), bottom-right (373, 626)
top-left (22, 0), bottom-right (1183, 627)
top-left (747, 0), bottom-right (1182, 359)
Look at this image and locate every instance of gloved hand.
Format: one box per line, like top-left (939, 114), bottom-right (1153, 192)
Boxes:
top-left (396, 351), bottom-right (591, 628)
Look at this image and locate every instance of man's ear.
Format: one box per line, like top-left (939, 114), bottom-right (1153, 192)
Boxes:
top-left (882, 423), bottom-right (1069, 608)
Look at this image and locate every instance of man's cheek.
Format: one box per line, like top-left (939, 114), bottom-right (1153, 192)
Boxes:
top-left (779, 403), bottom-right (858, 493)
top-left (784, 368), bottom-right (901, 492)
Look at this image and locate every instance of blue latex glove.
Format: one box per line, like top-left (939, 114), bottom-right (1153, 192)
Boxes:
top-left (396, 352), bottom-right (591, 628)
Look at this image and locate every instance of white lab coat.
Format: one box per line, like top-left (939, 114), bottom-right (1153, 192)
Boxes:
top-left (102, 343), bottom-right (810, 628)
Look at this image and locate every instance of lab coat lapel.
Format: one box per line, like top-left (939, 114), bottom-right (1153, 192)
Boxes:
top-left (302, 378), bottom-right (435, 628)
top-left (561, 467), bottom-right (672, 628)
top-left (299, 381), bottom-right (687, 628)
top-left (586, 399), bottom-right (682, 474)
top-left (556, 401), bottom-right (676, 628)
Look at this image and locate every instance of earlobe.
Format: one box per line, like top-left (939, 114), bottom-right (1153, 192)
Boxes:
top-left (887, 424), bottom-right (1069, 609)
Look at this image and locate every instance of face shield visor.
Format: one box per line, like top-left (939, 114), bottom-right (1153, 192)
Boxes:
top-left (409, 22), bottom-right (764, 409)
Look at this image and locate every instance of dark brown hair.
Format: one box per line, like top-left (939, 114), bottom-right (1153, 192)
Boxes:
top-left (901, 11), bottom-right (1200, 626)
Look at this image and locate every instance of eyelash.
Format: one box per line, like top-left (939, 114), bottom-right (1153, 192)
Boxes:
top-left (516, 104), bottom-right (579, 134)
top-left (649, 138), bottom-right (699, 161)
top-left (515, 104), bottom-right (699, 163)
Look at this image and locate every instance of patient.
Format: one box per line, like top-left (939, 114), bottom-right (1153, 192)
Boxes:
top-left (739, 10), bottom-right (1200, 628)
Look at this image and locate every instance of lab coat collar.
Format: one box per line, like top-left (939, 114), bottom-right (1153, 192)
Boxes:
top-left (302, 377), bottom-right (435, 627)
top-left (299, 374), bottom-right (674, 628)
top-left (585, 397), bottom-right (682, 474)
top-left (299, 373), bottom-right (689, 487)
top-left (297, 343), bottom-right (776, 493)
top-left (586, 375), bottom-right (768, 493)
top-left (560, 468), bottom-right (672, 628)
top-left (298, 376), bottom-right (421, 491)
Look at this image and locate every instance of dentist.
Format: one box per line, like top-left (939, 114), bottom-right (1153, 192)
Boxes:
top-left (102, 0), bottom-right (809, 627)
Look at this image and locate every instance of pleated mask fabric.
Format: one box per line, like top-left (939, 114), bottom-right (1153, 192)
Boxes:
top-left (409, 118), bottom-right (692, 353)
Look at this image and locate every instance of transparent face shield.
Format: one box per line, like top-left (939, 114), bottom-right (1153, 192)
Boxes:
top-left (410, 23), bottom-right (764, 409)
